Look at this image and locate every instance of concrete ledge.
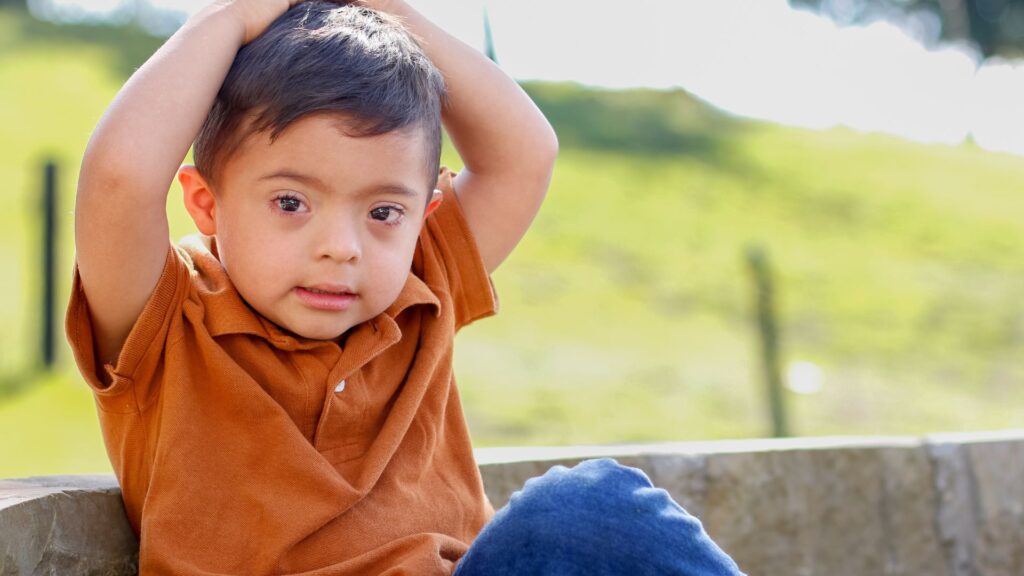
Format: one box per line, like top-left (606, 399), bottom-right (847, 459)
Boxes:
top-left (0, 475), bottom-right (138, 576)
top-left (3, 431), bottom-right (1024, 575)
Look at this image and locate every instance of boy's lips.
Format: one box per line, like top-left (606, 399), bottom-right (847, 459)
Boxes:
top-left (295, 285), bottom-right (358, 311)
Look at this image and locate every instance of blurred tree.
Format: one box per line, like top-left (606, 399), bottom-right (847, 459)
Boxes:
top-left (6, 6), bottom-right (163, 76)
top-left (791, 0), bottom-right (1024, 57)
top-left (519, 82), bottom-right (738, 159)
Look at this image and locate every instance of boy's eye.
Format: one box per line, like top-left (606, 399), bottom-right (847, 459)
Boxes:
top-left (370, 206), bottom-right (404, 225)
top-left (275, 195), bottom-right (305, 213)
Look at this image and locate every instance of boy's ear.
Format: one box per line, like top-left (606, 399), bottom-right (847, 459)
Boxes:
top-left (178, 165), bottom-right (217, 236)
top-left (423, 189), bottom-right (443, 221)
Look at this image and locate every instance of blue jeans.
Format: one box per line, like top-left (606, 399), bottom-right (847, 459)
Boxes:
top-left (454, 458), bottom-right (744, 576)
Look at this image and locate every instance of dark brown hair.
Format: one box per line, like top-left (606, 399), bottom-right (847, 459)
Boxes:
top-left (193, 1), bottom-right (446, 191)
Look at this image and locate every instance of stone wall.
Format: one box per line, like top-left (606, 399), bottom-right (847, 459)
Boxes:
top-left (3, 431), bottom-right (1023, 575)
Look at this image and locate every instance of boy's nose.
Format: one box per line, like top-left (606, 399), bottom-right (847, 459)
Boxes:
top-left (317, 223), bottom-right (362, 263)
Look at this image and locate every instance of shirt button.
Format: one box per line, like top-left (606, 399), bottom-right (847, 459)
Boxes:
top-left (334, 379), bottom-right (347, 393)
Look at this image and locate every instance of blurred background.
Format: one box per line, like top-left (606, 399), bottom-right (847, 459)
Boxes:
top-left (2, 0), bottom-right (1024, 477)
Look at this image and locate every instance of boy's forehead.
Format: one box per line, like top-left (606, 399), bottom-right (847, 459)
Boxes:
top-left (223, 113), bottom-right (436, 193)
top-left (257, 168), bottom-right (424, 201)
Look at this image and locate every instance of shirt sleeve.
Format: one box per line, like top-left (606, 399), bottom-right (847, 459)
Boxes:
top-left (64, 244), bottom-right (191, 413)
top-left (419, 167), bottom-right (499, 330)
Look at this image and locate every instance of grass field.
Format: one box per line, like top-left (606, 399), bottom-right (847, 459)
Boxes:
top-left (2, 8), bottom-right (1023, 477)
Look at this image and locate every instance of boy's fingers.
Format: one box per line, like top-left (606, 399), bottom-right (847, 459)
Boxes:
top-left (227, 0), bottom-right (298, 44)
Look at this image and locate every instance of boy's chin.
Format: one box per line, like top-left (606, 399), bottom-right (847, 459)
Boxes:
top-left (264, 313), bottom-right (356, 342)
top-left (285, 321), bottom-right (354, 342)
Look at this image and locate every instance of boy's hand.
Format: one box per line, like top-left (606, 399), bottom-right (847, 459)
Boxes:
top-left (219, 0), bottom-right (303, 44)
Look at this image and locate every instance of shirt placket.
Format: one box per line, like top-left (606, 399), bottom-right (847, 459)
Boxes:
top-left (313, 316), bottom-right (402, 453)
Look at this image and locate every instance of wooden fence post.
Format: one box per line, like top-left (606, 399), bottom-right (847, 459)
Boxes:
top-left (41, 160), bottom-right (58, 370)
top-left (745, 244), bottom-right (790, 438)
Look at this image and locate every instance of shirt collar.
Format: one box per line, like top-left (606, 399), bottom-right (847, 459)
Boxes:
top-left (384, 271), bottom-right (441, 320)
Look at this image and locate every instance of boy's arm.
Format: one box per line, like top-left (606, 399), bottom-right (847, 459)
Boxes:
top-left (75, 0), bottom-right (295, 369)
top-left (365, 0), bottom-right (559, 275)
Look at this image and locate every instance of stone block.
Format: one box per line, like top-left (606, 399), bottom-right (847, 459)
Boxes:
top-left (927, 440), bottom-right (978, 576)
top-left (876, 446), bottom-right (948, 576)
top-left (702, 442), bottom-right (947, 576)
top-left (0, 475), bottom-right (137, 576)
top-left (959, 437), bottom-right (1024, 576)
top-left (4, 433), bottom-right (1024, 576)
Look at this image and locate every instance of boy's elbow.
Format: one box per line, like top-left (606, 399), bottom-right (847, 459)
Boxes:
top-left (528, 126), bottom-right (557, 204)
top-left (79, 137), bottom-right (172, 204)
top-left (526, 123), bottom-right (558, 183)
top-left (538, 122), bottom-right (559, 164)
top-left (78, 155), bottom-right (137, 210)
top-left (79, 139), bottom-right (130, 192)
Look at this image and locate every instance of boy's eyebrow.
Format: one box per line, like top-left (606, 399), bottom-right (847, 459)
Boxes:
top-left (258, 170), bottom-right (420, 198)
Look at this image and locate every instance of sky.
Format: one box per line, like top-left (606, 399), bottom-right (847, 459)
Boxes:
top-left (32, 0), bottom-right (1024, 156)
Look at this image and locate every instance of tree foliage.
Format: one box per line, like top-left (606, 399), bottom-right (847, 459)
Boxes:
top-left (791, 0), bottom-right (1024, 57)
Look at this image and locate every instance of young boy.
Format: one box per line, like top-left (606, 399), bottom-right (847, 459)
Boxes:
top-left (67, 0), bottom-right (743, 573)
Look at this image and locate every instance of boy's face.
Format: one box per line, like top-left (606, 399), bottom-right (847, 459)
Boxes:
top-left (181, 113), bottom-right (440, 341)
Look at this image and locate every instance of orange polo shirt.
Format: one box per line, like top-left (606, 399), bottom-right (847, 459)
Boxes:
top-left (66, 168), bottom-right (498, 575)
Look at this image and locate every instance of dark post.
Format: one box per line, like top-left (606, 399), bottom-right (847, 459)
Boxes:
top-left (41, 160), bottom-right (58, 369)
top-left (745, 244), bottom-right (789, 438)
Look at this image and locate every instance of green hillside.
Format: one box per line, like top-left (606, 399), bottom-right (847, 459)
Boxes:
top-left (2, 7), bottom-right (1023, 477)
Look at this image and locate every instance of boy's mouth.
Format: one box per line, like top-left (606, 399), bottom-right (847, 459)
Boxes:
top-left (305, 287), bottom-right (355, 296)
top-left (295, 285), bottom-right (358, 311)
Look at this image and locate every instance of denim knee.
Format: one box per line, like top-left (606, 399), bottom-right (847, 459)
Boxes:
top-left (454, 458), bottom-right (745, 576)
top-left (506, 457), bottom-right (656, 515)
